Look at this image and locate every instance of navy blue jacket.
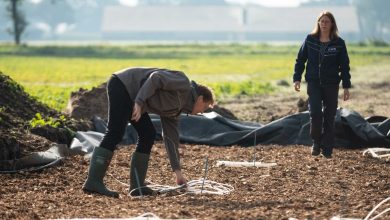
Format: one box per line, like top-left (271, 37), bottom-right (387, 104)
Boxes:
top-left (293, 34), bottom-right (351, 88)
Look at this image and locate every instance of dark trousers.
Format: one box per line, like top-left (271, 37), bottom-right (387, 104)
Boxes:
top-left (307, 83), bottom-right (339, 151)
top-left (99, 76), bottom-right (156, 154)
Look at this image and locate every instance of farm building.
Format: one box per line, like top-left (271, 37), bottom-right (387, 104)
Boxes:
top-left (101, 6), bottom-right (360, 42)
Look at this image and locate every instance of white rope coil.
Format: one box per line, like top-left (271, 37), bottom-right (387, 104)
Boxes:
top-left (132, 212), bottom-right (197, 220)
top-left (363, 148), bottom-right (390, 159)
top-left (185, 178), bottom-right (234, 195)
top-left (364, 197), bottom-right (390, 220)
top-left (131, 212), bottom-right (196, 220)
top-left (331, 197), bottom-right (390, 220)
top-left (54, 212), bottom-right (197, 220)
top-left (128, 178), bottom-right (234, 197)
top-left (216, 160), bottom-right (277, 168)
top-left (133, 212), bottom-right (161, 219)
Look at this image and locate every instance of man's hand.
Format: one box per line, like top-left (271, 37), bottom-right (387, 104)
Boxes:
top-left (174, 170), bottom-right (187, 186)
top-left (343, 88), bottom-right (350, 101)
top-left (294, 81), bottom-right (301, 92)
top-left (131, 103), bottom-right (142, 122)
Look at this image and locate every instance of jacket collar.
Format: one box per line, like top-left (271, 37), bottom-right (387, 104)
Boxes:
top-left (313, 34), bottom-right (339, 44)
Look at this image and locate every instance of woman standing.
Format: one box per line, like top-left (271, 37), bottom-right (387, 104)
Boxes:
top-left (293, 11), bottom-right (351, 158)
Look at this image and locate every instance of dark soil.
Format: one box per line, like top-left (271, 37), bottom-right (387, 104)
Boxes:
top-left (0, 144), bottom-right (388, 219)
top-left (0, 72), bottom-right (92, 160)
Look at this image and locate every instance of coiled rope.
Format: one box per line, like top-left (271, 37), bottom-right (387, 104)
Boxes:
top-left (363, 148), bottom-right (390, 160)
top-left (127, 178), bottom-right (234, 197)
top-left (331, 197), bottom-right (390, 220)
top-left (131, 212), bottom-right (197, 220)
top-left (364, 197), bottom-right (390, 220)
top-left (55, 212), bottom-right (197, 220)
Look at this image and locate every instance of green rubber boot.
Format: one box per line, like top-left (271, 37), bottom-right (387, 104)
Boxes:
top-left (321, 146), bottom-right (333, 159)
top-left (129, 152), bottom-right (156, 196)
top-left (82, 147), bottom-right (119, 198)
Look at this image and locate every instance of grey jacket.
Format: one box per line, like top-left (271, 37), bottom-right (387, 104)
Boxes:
top-left (113, 67), bottom-right (198, 171)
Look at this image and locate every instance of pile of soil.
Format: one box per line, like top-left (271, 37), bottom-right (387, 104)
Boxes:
top-left (65, 83), bottom-right (109, 120)
top-left (0, 72), bottom-right (389, 219)
top-left (0, 72), bottom-right (92, 161)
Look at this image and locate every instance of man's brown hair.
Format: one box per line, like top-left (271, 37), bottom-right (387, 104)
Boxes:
top-left (197, 84), bottom-right (215, 105)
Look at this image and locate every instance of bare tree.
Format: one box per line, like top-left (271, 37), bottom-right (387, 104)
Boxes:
top-left (6, 0), bottom-right (28, 45)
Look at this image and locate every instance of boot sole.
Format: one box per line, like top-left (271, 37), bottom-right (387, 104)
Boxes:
top-left (82, 187), bottom-right (119, 198)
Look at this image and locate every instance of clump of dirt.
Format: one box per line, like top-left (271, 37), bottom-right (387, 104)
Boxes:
top-left (0, 72), bottom-right (92, 161)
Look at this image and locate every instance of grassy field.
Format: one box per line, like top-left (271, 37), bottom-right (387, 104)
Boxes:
top-left (1, 43), bottom-right (389, 111)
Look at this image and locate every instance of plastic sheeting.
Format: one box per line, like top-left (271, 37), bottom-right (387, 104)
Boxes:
top-left (0, 144), bottom-right (70, 173)
top-left (74, 108), bottom-right (390, 152)
top-left (4, 108), bottom-right (387, 173)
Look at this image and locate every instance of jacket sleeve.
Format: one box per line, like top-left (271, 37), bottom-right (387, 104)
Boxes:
top-left (135, 70), bottom-right (189, 107)
top-left (293, 36), bottom-right (309, 82)
top-left (339, 40), bottom-right (351, 88)
top-left (160, 116), bottom-right (181, 171)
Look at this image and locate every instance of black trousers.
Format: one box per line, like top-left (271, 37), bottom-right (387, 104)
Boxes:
top-left (307, 82), bottom-right (339, 151)
top-left (99, 76), bottom-right (156, 154)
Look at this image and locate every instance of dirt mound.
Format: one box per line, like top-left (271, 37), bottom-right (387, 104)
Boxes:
top-left (65, 83), bottom-right (108, 120)
top-left (0, 73), bottom-right (57, 129)
top-left (0, 72), bottom-right (92, 161)
top-left (220, 94), bottom-right (303, 124)
top-left (65, 82), bottom-right (238, 120)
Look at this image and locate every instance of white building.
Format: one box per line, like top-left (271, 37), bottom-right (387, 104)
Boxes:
top-left (101, 6), bottom-right (360, 42)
